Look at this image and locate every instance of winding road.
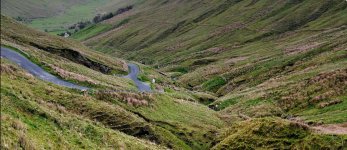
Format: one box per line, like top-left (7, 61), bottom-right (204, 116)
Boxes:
top-left (1, 47), bottom-right (151, 92)
top-left (1, 47), bottom-right (89, 90)
top-left (124, 63), bottom-right (152, 92)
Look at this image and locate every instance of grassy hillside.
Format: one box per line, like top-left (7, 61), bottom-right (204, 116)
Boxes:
top-left (2, 0), bottom-right (347, 149)
top-left (1, 15), bottom-right (227, 149)
top-left (1, 59), bottom-right (163, 149)
top-left (1, 0), bottom-right (138, 33)
top-left (77, 0), bottom-right (347, 125)
top-left (1, 15), bottom-right (131, 89)
top-left (211, 118), bottom-right (346, 149)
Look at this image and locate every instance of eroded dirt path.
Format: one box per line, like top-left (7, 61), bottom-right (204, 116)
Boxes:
top-left (312, 123), bottom-right (347, 135)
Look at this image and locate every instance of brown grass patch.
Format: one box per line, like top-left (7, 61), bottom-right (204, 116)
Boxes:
top-left (19, 132), bottom-right (35, 150)
top-left (210, 22), bottom-right (246, 37)
top-left (224, 56), bottom-right (248, 64)
top-left (276, 69), bottom-right (347, 110)
top-left (317, 99), bottom-right (342, 108)
top-left (166, 42), bottom-right (184, 51)
top-left (83, 24), bottom-right (129, 44)
top-left (0, 63), bottom-right (17, 74)
top-left (95, 92), bottom-right (155, 107)
top-left (285, 42), bottom-right (322, 55)
top-left (49, 65), bottom-right (98, 85)
top-left (11, 120), bottom-right (27, 132)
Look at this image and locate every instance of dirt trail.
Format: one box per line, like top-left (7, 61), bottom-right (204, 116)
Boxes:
top-left (312, 123), bottom-right (347, 135)
top-left (285, 117), bottom-right (346, 135)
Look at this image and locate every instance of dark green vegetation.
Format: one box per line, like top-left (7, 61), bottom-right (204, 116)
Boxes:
top-left (71, 24), bottom-right (114, 41)
top-left (1, 0), bottom-right (347, 149)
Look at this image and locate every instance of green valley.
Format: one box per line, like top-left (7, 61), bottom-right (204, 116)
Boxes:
top-left (1, 0), bottom-right (139, 33)
top-left (1, 0), bottom-right (347, 149)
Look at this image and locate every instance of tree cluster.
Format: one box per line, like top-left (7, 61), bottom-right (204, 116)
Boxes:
top-left (65, 5), bottom-right (133, 35)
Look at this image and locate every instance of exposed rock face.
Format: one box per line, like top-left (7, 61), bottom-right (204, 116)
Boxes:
top-left (29, 42), bottom-right (114, 74)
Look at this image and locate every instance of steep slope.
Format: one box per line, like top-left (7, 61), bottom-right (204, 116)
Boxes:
top-left (0, 15), bottom-right (159, 149)
top-left (1, 15), bottom-right (131, 90)
top-left (0, 61), bottom-right (163, 149)
top-left (1, 15), bottom-right (226, 149)
top-left (76, 0), bottom-right (347, 125)
top-left (2, 0), bottom-right (347, 149)
top-left (1, 0), bottom-right (137, 33)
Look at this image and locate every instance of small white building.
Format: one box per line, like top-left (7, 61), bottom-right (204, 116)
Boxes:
top-left (64, 32), bottom-right (70, 38)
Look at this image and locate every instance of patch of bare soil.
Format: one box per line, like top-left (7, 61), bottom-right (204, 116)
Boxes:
top-left (210, 22), bottom-right (246, 37)
top-left (83, 24), bottom-right (128, 43)
top-left (289, 118), bottom-right (347, 135)
top-left (312, 123), bottom-right (347, 135)
top-left (285, 42), bottom-right (322, 55)
top-left (225, 56), bottom-right (248, 64)
top-left (165, 42), bottom-right (184, 51)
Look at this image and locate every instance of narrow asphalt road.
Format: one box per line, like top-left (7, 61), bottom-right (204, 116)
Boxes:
top-left (1, 47), bottom-right (88, 90)
top-left (124, 63), bottom-right (152, 92)
top-left (1, 47), bottom-right (151, 92)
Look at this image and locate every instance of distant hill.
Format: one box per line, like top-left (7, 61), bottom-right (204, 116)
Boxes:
top-left (1, 0), bottom-right (137, 33)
